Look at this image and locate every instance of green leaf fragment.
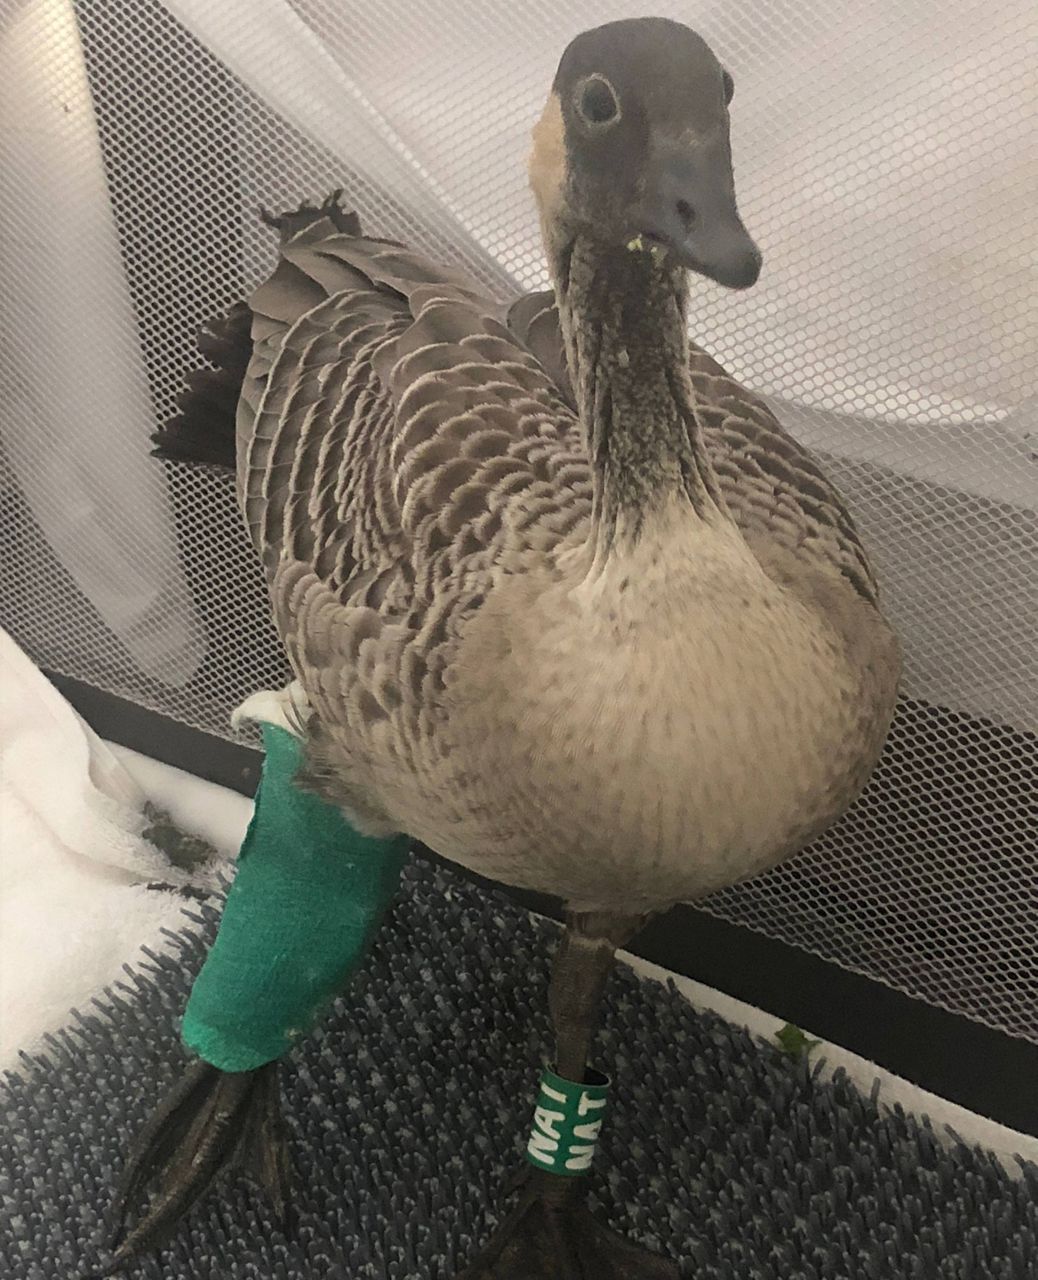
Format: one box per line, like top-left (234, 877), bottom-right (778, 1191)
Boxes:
top-left (775, 1022), bottom-right (823, 1059)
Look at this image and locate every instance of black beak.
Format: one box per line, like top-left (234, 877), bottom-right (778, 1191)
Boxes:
top-left (676, 226), bottom-right (762, 290)
top-left (636, 141), bottom-right (762, 290)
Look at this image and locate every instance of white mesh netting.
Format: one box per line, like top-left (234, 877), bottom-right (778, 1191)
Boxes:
top-left (1, 0), bottom-right (1034, 1041)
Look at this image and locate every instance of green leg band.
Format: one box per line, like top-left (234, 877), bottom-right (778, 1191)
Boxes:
top-left (525, 1068), bottom-right (610, 1176)
top-left (181, 722), bottom-right (410, 1072)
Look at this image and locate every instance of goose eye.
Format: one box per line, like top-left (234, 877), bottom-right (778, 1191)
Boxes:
top-left (576, 76), bottom-right (620, 126)
top-left (722, 69), bottom-right (734, 104)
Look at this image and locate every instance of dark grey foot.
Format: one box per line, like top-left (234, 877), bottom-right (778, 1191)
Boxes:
top-left (95, 1059), bottom-right (293, 1275)
top-left (458, 1170), bottom-right (680, 1280)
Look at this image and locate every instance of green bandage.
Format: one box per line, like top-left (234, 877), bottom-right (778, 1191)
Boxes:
top-left (525, 1068), bottom-right (611, 1176)
top-left (182, 721), bottom-right (410, 1072)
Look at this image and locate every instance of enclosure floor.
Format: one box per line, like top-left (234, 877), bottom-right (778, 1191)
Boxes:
top-left (2, 843), bottom-right (1035, 1279)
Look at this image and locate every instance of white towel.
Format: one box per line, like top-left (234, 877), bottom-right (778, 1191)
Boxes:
top-left (0, 629), bottom-right (241, 1068)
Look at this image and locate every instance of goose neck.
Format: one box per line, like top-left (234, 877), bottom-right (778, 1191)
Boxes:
top-left (551, 231), bottom-right (724, 553)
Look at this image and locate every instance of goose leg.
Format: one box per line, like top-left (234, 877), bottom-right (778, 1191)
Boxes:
top-left (458, 913), bottom-right (681, 1279)
top-left (95, 1060), bottom-right (293, 1276)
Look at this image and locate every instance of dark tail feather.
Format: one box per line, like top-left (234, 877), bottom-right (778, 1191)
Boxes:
top-left (152, 190), bottom-right (361, 472)
top-left (152, 301), bottom-right (251, 471)
top-left (259, 186), bottom-right (360, 242)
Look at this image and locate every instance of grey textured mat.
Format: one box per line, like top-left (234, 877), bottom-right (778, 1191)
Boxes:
top-left (2, 859), bottom-right (1035, 1280)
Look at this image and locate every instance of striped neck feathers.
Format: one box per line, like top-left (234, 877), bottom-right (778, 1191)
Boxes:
top-left (552, 232), bottom-right (726, 555)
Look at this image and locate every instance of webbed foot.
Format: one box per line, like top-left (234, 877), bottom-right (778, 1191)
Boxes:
top-left (96, 1059), bottom-right (292, 1274)
top-left (458, 1169), bottom-right (680, 1279)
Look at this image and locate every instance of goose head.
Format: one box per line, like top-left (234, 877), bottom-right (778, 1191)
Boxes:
top-left (529, 17), bottom-right (762, 290)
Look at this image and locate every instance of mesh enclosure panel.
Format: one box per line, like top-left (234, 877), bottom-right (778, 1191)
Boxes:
top-left (0, 1), bottom-right (1034, 1041)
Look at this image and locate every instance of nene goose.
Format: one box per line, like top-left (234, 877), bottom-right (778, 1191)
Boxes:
top-left (115, 17), bottom-right (899, 1279)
